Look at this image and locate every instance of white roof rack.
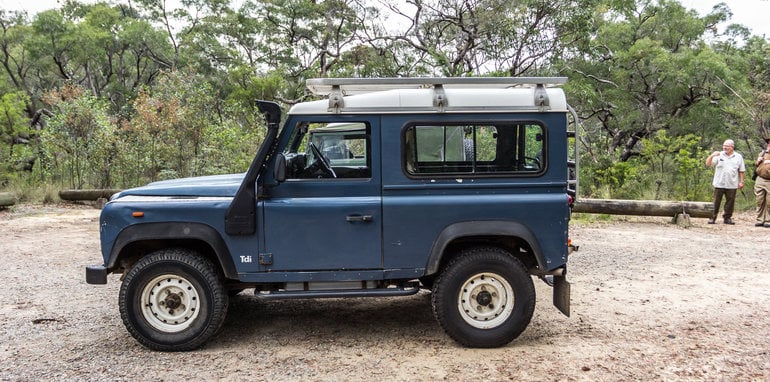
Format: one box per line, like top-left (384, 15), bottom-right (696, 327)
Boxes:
top-left (306, 77), bottom-right (567, 96)
top-left (291, 77), bottom-right (568, 115)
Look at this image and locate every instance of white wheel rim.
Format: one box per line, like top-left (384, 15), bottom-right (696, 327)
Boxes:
top-left (140, 274), bottom-right (201, 333)
top-left (457, 272), bottom-right (514, 329)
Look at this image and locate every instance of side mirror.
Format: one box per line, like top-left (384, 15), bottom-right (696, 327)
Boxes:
top-left (274, 153), bottom-right (287, 182)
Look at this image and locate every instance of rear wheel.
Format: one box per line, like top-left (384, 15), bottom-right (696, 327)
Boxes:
top-left (119, 248), bottom-right (228, 351)
top-left (432, 247), bottom-right (535, 348)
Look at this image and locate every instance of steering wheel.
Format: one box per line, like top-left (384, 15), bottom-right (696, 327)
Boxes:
top-left (309, 142), bottom-right (337, 178)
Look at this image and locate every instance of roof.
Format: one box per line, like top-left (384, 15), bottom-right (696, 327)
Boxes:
top-left (289, 77), bottom-right (569, 115)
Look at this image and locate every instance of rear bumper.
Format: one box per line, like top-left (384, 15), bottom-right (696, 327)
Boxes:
top-left (85, 265), bottom-right (108, 284)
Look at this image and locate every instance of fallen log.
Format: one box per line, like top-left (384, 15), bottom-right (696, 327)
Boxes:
top-left (573, 198), bottom-right (712, 218)
top-left (59, 189), bottom-right (122, 201)
top-left (0, 192), bottom-right (15, 207)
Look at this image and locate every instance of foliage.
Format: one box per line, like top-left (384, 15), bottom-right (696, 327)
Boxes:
top-left (40, 84), bottom-right (117, 189)
top-left (581, 130), bottom-right (713, 201)
top-left (120, 69), bottom-right (261, 185)
top-left (0, 91), bottom-right (32, 185)
top-left (363, 0), bottom-right (601, 76)
top-left (564, 0), bottom-right (737, 163)
top-left (585, 157), bottom-right (640, 199)
top-left (639, 131), bottom-right (710, 201)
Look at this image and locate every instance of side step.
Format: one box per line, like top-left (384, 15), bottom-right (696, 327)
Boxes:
top-left (254, 282), bottom-right (421, 300)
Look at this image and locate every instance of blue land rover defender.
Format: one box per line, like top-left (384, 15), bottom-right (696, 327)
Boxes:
top-left (86, 77), bottom-right (579, 351)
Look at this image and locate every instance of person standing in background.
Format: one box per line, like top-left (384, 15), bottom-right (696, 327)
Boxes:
top-left (754, 138), bottom-right (770, 227)
top-left (705, 139), bottom-right (745, 225)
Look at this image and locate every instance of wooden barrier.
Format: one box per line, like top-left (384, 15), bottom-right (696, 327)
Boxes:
top-left (573, 198), bottom-right (712, 218)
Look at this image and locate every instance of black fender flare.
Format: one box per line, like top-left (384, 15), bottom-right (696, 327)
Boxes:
top-left (106, 222), bottom-right (238, 280)
top-left (424, 220), bottom-right (545, 275)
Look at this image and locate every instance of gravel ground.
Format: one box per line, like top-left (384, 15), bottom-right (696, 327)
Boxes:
top-left (1, 204), bottom-right (768, 381)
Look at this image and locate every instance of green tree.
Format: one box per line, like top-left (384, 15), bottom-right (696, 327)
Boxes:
top-left (710, 34), bottom-right (770, 155)
top-left (3, 3), bottom-right (176, 118)
top-left (639, 131), bottom-right (709, 200)
top-left (124, 69), bottom-right (261, 184)
top-left (40, 85), bottom-right (117, 188)
top-left (563, 0), bottom-right (742, 164)
top-left (0, 91), bottom-right (32, 184)
top-left (366, 0), bottom-right (600, 76)
top-left (0, 11), bottom-right (48, 119)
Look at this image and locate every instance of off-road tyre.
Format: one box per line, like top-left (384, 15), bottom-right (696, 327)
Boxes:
top-left (432, 247), bottom-right (535, 348)
top-left (119, 248), bottom-right (229, 351)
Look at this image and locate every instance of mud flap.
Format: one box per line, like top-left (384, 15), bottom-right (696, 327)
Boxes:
top-left (553, 275), bottom-right (571, 317)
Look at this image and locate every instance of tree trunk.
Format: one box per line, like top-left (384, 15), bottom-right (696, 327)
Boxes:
top-left (573, 198), bottom-right (712, 218)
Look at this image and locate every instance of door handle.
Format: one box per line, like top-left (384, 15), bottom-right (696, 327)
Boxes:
top-left (346, 214), bottom-right (373, 222)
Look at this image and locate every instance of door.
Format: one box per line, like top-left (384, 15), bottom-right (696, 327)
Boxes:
top-left (261, 117), bottom-right (382, 271)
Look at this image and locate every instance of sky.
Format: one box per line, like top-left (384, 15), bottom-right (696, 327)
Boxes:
top-left (683, 0), bottom-right (770, 37)
top-left (1, 0), bottom-right (769, 38)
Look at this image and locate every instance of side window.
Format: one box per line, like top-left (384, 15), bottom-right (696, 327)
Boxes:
top-left (404, 123), bottom-right (544, 176)
top-left (283, 122), bottom-right (371, 179)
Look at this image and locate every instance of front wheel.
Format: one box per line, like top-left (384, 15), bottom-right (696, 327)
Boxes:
top-left (432, 247), bottom-right (535, 348)
top-left (119, 249), bottom-right (229, 351)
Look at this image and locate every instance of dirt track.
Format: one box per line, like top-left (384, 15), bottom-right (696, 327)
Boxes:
top-left (1, 204), bottom-right (768, 381)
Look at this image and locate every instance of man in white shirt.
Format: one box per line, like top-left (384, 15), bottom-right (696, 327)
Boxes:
top-left (705, 139), bottom-right (746, 224)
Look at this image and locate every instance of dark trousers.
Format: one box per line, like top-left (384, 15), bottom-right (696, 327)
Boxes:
top-left (712, 188), bottom-right (737, 220)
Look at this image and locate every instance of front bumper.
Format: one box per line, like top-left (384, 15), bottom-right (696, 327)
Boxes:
top-left (85, 265), bottom-right (108, 284)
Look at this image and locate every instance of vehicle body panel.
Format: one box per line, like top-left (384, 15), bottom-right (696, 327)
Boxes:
top-left (89, 78), bottom-right (577, 339)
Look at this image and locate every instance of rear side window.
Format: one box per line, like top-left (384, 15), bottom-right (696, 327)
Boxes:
top-left (404, 123), bottom-right (544, 176)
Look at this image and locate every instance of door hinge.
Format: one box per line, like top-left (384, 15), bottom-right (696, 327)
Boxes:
top-left (258, 253), bottom-right (273, 265)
